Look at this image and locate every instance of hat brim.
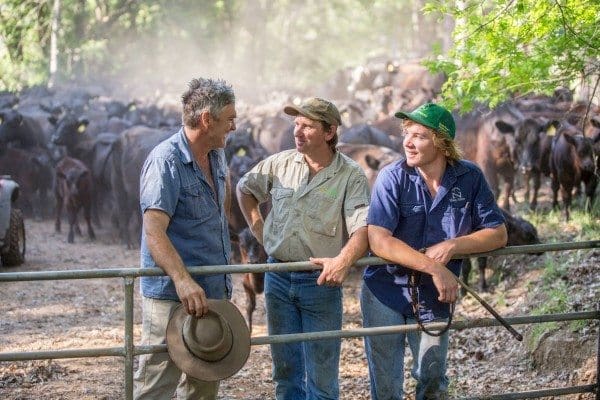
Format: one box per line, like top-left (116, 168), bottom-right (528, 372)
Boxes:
top-left (283, 105), bottom-right (341, 125)
top-left (394, 110), bottom-right (439, 133)
top-left (283, 105), bottom-right (303, 117)
top-left (166, 300), bottom-right (250, 382)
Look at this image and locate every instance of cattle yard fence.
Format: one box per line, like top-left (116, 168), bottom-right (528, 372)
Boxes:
top-left (1, 240), bottom-right (599, 399)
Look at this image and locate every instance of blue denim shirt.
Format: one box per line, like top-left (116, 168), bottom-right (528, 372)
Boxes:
top-left (364, 158), bottom-right (504, 320)
top-left (139, 128), bottom-right (232, 301)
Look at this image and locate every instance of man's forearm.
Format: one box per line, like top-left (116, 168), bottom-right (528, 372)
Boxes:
top-left (451, 225), bottom-right (508, 256)
top-left (337, 226), bottom-right (369, 267)
top-left (236, 186), bottom-right (265, 244)
top-left (143, 210), bottom-right (191, 284)
top-left (146, 225), bottom-right (190, 282)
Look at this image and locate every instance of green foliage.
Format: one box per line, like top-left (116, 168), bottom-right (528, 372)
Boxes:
top-left (424, 0), bottom-right (600, 112)
top-left (4, 0), bottom-right (597, 106)
top-left (511, 197), bottom-right (599, 347)
top-left (0, 0), bottom-right (51, 89)
top-left (0, 0), bottom-right (446, 94)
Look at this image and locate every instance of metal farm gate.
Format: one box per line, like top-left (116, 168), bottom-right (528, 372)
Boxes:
top-left (1, 241), bottom-right (599, 399)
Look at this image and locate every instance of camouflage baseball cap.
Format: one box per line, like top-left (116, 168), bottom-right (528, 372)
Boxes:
top-left (284, 97), bottom-right (342, 126)
top-left (395, 103), bottom-right (456, 139)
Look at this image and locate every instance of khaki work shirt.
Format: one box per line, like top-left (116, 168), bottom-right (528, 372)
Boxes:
top-left (238, 149), bottom-right (370, 261)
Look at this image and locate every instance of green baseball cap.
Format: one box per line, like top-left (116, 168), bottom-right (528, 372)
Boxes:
top-left (395, 103), bottom-right (456, 139)
top-left (284, 97), bottom-right (342, 126)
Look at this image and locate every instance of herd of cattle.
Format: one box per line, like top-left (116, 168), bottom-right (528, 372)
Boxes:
top-left (0, 60), bottom-right (599, 327)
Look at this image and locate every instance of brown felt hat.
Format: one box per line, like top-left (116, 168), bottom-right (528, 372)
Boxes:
top-left (166, 300), bottom-right (250, 382)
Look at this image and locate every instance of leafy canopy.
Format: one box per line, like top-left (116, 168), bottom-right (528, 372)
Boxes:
top-left (424, 0), bottom-right (600, 111)
top-left (0, 0), bottom-right (440, 95)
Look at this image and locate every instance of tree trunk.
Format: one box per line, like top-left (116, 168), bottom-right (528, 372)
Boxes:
top-left (48, 0), bottom-right (60, 87)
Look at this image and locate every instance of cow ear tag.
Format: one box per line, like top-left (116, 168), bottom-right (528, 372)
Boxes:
top-left (236, 147), bottom-right (246, 157)
top-left (546, 124), bottom-right (556, 137)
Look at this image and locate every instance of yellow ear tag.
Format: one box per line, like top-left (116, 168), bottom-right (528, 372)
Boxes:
top-left (78, 124), bottom-right (86, 133)
top-left (236, 147), bottom-right (247, 157)
top-left (546, 124), bottom-right (556, 137)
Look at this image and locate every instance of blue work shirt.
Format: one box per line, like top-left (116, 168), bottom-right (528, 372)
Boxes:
top-left (139, 128), bottom-right (232, 301)
top-left (364, 158), bottom-right (504, 320)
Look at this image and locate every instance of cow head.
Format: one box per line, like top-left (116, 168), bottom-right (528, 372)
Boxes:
top-left (238, 227), bottom-right (267, 265)
top-left (50, 113), bottom-right (89, 146)
top-left (561, 131), bottom-right (596, 175)
top-left (0, 110), bottom-right (24, 144)
top-left (501, 210), bottom-right (542, 255)
top-left (496, 118), bottom-right (559, 175)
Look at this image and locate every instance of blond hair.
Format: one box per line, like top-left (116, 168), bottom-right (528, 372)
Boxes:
top-left (402, 120), bottom-right (462, 164)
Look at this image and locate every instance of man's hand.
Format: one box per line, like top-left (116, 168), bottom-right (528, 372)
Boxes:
top-left (430, 263), bottom-right (459, 303)
top-left (174, 276), bottom-right (209, 317)
top-left (312, 256), bottom-right (350, 286)
top-left (425, 239), bottom-right (456, 266)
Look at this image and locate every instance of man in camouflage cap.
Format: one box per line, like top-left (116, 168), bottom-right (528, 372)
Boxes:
top-left (237, 97), bottom-right (370, 399)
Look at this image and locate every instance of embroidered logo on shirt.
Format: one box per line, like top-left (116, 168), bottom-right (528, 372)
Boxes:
top-left (450, 187), bottom-right (465, 202)
top-left (318, 186), bottom-right (338, 200)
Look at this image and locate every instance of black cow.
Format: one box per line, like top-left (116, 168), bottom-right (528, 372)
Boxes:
top-left (110, 126), bottom-right (170, 247)
top-left (225, 120), bottom-right (269, 164)
top-left (336, 143), bottom-right (402, 188)
top-left (50, 113), bottom-right (120, 226)
top-left (495, 118), bottom-right (559, 210)
top-left (339, 123), bottom-right (400, 152)
top-left (455, 102), bottom-right (524, 211)
top-left (0, 92), bottom-right (19, 109)
top-left (0, 109), bottom-right (50, 149)
top-left (54, 156), bottom-right (95, 243)
top-left (238, 227), bottom-right (267, 334)
top-left (0, 146), bottom-right (53, 218)
top-left (462, 209), bottom-right (541, 293)
top-left (227, 150), bottom-right (269, 333)
top-left (252, 113), bottom-right (294, 154)
top-left (550, 125), bottom-right (598, 221)
top-left (587, 116), bottom-right (600, 171)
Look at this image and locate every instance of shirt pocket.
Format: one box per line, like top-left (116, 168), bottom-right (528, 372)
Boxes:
top-left (397, 203), bottom-right (426, 240)
top-left (180, 182), bottom-right (215, 222)
top-left (306, 193), bottom-right (340, 237)
top-left (442, 201), bottom-right (472, 237)
top-left (270, 187), bottom-right (294, 225)
top-left (399, 203), bottom-right (426, 221)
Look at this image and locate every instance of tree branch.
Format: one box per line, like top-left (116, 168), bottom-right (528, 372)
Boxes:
top-left (553, 0), bottom-right (599, 50)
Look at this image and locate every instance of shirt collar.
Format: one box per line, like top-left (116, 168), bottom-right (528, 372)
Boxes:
top-left (400, 158), bottom-right (468, 183)
top-left (175, 126), bottom-right (221, 169)
top-left (294, 150), bottom-right (344, 178)
top-left (175, 127), bottom-right (194, 164)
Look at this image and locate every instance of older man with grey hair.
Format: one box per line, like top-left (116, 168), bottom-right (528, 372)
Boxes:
top-left (134, 78), bottom-right (237, 400)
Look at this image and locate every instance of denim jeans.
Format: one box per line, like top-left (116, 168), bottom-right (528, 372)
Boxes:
top-left (360, 282), bottom-right (449, 400)
top-left (265, 260), bottom-right (343, 400)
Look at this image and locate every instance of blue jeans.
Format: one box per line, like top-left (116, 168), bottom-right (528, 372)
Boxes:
top-left (265, 259), bottom-right (343, 400)
top-left (360, 282), bottom-right (449, 400)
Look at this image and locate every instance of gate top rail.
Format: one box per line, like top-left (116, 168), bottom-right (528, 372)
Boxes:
top-left (0, 240), bottom-right (597, 282)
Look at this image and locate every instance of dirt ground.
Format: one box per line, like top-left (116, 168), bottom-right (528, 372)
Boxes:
top-left (0, 215), bottom-right (597, 399)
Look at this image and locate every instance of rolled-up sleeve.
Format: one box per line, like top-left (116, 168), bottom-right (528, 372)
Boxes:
top-left (237, 157), bottom-right (273, 204)
top-left (472, 170), bottom-right (505, 230)
top-left (140, 155), bottom-right (179, 217)
top-left (343, 169), bottom-right (370, 235)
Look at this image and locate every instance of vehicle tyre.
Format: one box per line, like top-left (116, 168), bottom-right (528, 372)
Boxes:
top-left (1, 208), bottom-right (25, 266)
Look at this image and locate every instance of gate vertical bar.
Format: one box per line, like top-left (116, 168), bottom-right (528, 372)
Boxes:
top-left (124, 277), bottom-right (135, 400)
top-left (596, 302), bottom-right (599, 400)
